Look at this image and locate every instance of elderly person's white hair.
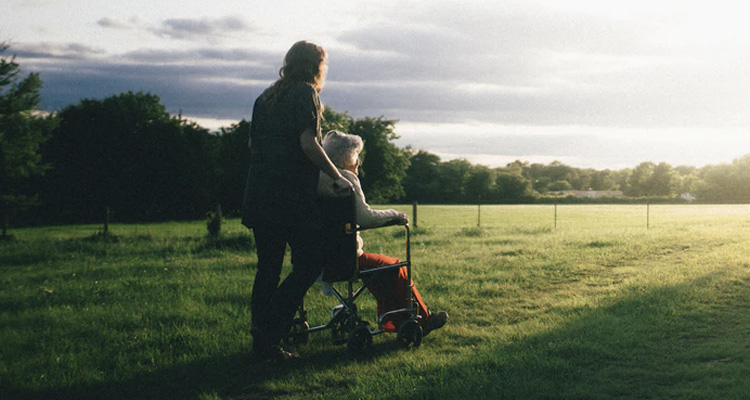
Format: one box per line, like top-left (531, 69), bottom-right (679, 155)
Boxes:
top-left (322, 130), bottom-right (363, 169)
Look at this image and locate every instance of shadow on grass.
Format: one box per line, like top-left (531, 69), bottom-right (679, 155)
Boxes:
top-left (196, 234), bottom-right (255, 252)
top-left (6, 338), bottom-right (401, 400)
top-left (398, 268), bottom-right (750, 399)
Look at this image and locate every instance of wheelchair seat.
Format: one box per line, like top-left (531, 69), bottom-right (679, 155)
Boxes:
top-left (318, 193), bottom-right (358, 283)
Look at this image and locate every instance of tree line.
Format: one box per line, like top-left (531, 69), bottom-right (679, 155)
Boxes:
top-left (404, 156), bottom-right (750, 205)
top-left (3, 46), bottom-right (750, 235)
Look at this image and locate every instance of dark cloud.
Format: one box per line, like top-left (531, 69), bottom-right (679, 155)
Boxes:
top-left (13, 42), bottom-right (105, 60)
top-left (122, 47), bottom-right (277, 64)
top-left (20, 47), bottom-right (275, 121)
top-left (97, 17), bottom-right (130, 29)
top-left (95, 15), bottom-right (255, 43)
top-left (37, 64), bottom-right (261, 120)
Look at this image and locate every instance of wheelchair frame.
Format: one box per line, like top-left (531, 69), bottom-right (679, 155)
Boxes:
top-left (285, 193), bottom-right (423, 353)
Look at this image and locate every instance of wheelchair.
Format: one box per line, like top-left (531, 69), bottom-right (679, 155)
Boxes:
top-left (284, 192), bottom-right (423, 353)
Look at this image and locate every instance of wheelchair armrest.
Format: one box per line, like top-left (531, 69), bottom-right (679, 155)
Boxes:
top-left (357, 220), bottom-right (406, 232)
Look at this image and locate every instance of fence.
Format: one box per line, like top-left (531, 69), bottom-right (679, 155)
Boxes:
top-left (400, 202), bottom-right (750, 231)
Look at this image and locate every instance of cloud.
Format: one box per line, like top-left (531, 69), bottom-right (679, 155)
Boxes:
top-left (12, 42), bottom-right (105, 60)
top-left (122, 47), bottom-right (277, 64)
top-left (95, 15), bottom-right (255, 44)
top-left (36, 63), bottom-right (259, 119)
top-left (18, 45), bottom-right (277, 121)
top-left (151, 16), bottom-right (254, 42)
top-left (323, 2), bottom-right (750, 130)
top-left (97, 17), bottom-right (131, 29)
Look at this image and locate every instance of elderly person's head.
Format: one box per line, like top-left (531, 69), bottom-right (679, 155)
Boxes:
top-left (322, 130), bottom-right (364, 173)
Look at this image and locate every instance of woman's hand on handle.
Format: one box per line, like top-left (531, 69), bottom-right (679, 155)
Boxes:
top-left (333, 177), bottom-right (353, 194)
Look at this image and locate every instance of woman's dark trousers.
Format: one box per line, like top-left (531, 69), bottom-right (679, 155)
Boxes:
top-left (251, 222), bottom-right (324, 350)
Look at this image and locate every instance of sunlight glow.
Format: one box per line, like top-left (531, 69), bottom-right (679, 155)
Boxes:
top-left (395, 122), bottom-right (750, 169)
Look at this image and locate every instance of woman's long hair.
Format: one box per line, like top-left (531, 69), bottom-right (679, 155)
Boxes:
top-left (263, 41), bottom-right (327, 108)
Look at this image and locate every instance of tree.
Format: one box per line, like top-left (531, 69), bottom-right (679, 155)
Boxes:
top-left (465, 164), bottom-right (495, 204)
top-left (570, 168), bottom-right (592, 190)
top-left (626, 162), bottom-right (656, 197)
top-left (548, 180), bottom-right (573, 191)
top-left (322, 106), bottom-right (351, 133)
top-left (697, 163), bottom-right (735, 202)
top-left (403, 150), bottom-right (442, 203)
top-left (525, 163), bottom-right (551, 193)
top-left (41, 92), bottom-right (218, 222)
top-left (438, 159), bottom-right (473, 203)
top-left (612, 169), bottom-right (631, 193)
top-left (590, 170), bottom-right (616, 191)
top-left (494, 171), bottom-right (535, 203)
top-left (645, 162), bottom-right (675, 197)
top-left (730, 155), bottom-right (750, 202)
top-left (673, 164), bottom-right (702, 197)
top-left (215, 120), bottom-right (250, 215)
top-left (697, 155), bottom-right (750, 203)
top-left (545, 161), bottom-right (577, 187)
top-left (521, 160), bottom-right (582, 192)
top-left (673, 172), bottom-right (702, 197)
top-left (0, 44), bottom-right (55, 238)
top-left (349, 116), bottom-right (410, 203)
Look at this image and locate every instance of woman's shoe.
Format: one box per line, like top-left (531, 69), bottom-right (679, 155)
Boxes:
top-left (253, 345), bottom-right (300, 362)
top-left (423, 311), bottom-right (448, 336)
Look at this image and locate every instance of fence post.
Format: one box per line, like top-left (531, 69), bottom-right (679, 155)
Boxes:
top-left (412, 200), bottom-right (418, 228)
top-left (477, 203), bottom-right (481, 227)
top-left (646, 199), bottom-right (650, 230)
top-left (554, 196), bottom-right (559, 229)
top-left (104, 206), bottom-right (110, 235)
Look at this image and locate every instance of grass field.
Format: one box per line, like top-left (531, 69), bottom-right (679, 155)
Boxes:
top-left (2, 204), bottom-right (750, 399)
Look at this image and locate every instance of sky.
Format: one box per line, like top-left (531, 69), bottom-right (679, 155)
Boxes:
top-left (3, 0), bottom-right (750, 170)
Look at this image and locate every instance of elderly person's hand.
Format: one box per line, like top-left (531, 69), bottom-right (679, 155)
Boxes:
top-left (395, 212), bottom-right (409, 225)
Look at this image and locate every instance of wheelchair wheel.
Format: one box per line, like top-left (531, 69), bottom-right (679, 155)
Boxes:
top-left (284, 320), bottom-right (310, 346)
top-left (347, 324), bottom-right (372, 354)
top-left (397, 319), bottom-right (423, 349)
top-left (331, 308), bottom-right (354, 345)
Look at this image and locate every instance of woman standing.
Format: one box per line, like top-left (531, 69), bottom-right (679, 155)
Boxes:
top-left (242, 41), bottom-right (351, 361)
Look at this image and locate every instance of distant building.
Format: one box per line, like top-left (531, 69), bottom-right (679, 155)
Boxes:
top-left (680, 193), bottom-right (697, 202)
top-left (553, 190), bottom-right (624, 198)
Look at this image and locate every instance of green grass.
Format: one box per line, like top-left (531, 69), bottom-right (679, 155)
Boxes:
top-left (2, 205), bottom-right (750, 399)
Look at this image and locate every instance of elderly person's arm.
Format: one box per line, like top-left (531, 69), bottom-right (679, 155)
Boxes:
top-left (344, 170), bottom-right (408, 228)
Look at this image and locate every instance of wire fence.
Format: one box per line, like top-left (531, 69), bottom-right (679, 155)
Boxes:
top-left (396, 202), bottom-right (750, 232)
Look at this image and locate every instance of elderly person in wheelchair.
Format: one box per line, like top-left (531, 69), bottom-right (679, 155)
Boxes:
top-left (317, 130), bottom-right (448, 336)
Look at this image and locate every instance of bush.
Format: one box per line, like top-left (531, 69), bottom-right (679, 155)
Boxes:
top-left (206, 206), bottom-right (223, 237)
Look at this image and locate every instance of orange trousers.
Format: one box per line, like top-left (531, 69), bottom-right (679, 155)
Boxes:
top-left (358, 252), bottom-right (430, 331)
